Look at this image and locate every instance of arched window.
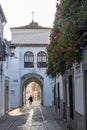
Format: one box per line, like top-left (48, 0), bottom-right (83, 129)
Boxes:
top-left (24, 51), bottom-right (34, 67)
top-left (37, 51), bottom-right (47, 68)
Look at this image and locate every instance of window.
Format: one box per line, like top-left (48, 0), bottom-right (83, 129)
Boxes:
top-left (24, 51), bottom-right (34, 67)
top-left (37, 51), bottom-right (47, 68)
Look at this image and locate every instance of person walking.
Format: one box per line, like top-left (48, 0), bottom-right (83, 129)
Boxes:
top-left (28, 95), bottom-right (33, 105)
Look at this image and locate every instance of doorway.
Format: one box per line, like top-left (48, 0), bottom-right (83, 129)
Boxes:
top-left (26, 81), bottom-right (41, 106)
top-left (21, 73), bottom-right (43, 107)
top-left (5, 80), bottom-right (9, 113)
top-left (69, 75), bottom-right (74, 120)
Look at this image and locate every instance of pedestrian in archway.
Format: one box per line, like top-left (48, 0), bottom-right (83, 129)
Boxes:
top-left (28, 95), bottom-right (33, 105)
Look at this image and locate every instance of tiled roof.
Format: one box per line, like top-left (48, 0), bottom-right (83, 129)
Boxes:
top-left (11, 21), bottom-right (51, 29)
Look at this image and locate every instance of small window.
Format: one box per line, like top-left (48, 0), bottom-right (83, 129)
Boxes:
top-left (24, 51), bottom-right (34, 68)
top-left (37, 51), bottom-right (47, 68)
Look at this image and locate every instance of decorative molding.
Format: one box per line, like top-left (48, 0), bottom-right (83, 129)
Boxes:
top-left (14, 43), bottom-right (48, 47)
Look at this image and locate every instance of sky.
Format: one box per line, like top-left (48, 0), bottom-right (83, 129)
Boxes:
top-left (0, 0), bottom-right (57, 41)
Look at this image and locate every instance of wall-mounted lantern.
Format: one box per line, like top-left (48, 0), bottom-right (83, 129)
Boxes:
top-left (3, 40), bottom-right (16, 59)
top-left (0, 63), bottom-right (3, 75)
top-left (10, 44), bottom-right (16, 57)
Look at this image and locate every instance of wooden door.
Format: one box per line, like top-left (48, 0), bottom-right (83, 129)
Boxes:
top-left (5, 80), bottom-right (9, 113)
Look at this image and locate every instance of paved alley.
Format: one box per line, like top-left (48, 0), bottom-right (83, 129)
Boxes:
top-left (0, 103), bottom-right (69, 130)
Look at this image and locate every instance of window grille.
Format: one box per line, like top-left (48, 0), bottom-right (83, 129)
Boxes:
top-left (24, 51), bottom-right (34, 68)
top-left (37, 51), bottom-right (47, 68)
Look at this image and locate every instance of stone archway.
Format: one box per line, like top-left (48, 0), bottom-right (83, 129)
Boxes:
top-left (21, 73), bottom-right (43, 106)
top-left (26, 82), bottom-right (41, 106)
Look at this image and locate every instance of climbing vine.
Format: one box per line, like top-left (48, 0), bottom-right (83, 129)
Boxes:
top-left (47, 0), bottom-right (87, 77)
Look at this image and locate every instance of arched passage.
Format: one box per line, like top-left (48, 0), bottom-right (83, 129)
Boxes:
top-left (21, 73), bottom-right (43, 106)
top-left (26, 82), bottom-right (41, 106)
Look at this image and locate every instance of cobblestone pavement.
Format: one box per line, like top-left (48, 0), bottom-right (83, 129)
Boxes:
top-left (41, 106), bottom-right (68, 130)
top-left (0, 102), bottom-right (69, 130)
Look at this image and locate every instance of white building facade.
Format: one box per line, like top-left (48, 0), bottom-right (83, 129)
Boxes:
top-left (0, 4), bottom-right (12, 117)
top-left (10, 21), bottom-right (53, 108)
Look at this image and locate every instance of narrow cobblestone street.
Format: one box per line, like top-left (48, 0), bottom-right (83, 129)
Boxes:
top-left (0, 102), bottom-right (68, 130)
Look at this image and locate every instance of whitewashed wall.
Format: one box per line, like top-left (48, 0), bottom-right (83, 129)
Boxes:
top-left (74, 63), bottom-right (84, 115)
top-left (0, 69), bottom-right (4, 117)
top-left (11, 29), bottom-right (50, 44)
top-left (0, 58), bottom-right (11, 116)
top-left (10, 27), bottom-right (52, 108)
top-left (10, 48), bottom-right (21, 108)
top-left (0, 6), bottom-right (7, 116)
top-left (10, 46), bottom-right (52, 107)
top-left (43, 76), bottom-right (52, 106)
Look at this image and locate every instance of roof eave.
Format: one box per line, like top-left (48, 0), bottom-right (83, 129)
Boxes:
top-left (0, 4), bottom-right (7, 23)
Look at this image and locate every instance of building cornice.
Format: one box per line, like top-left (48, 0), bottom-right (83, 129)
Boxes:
top-left (13, 43), bottom-right (48, 47)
